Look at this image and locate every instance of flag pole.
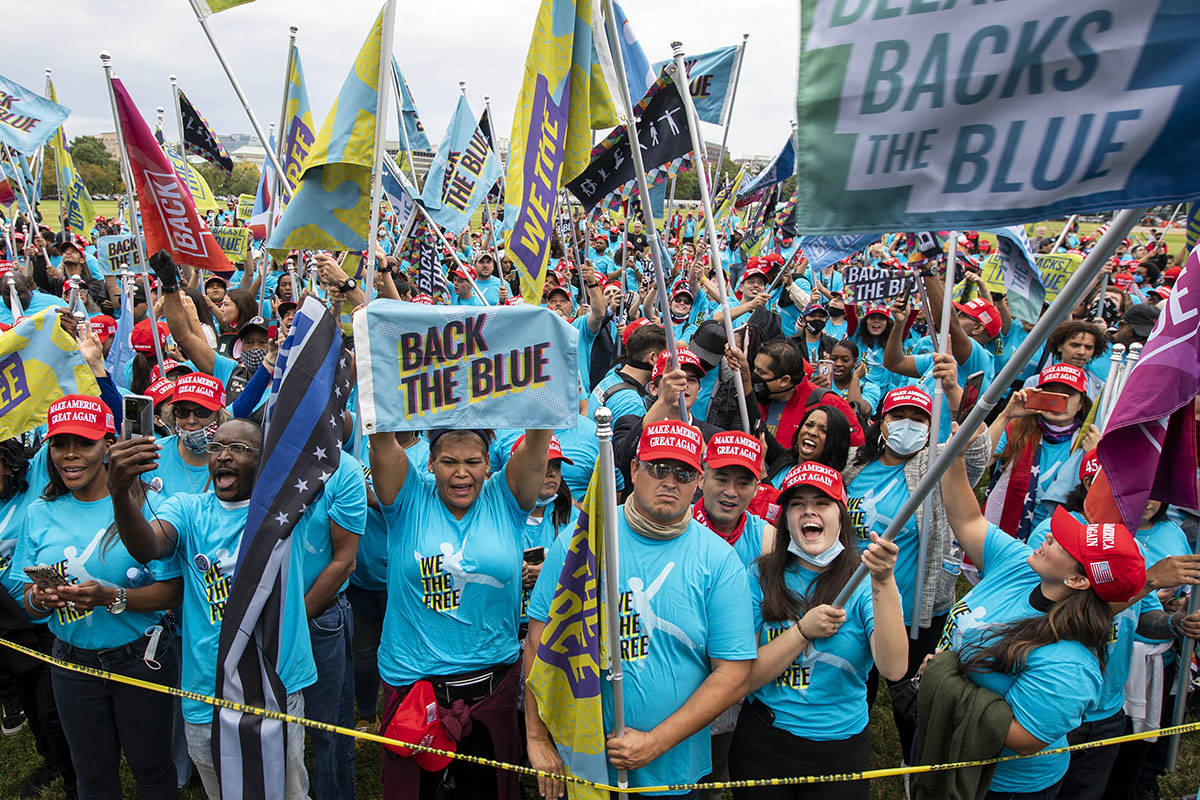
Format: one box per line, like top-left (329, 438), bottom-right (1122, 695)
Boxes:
top-left (406, 187), bottom-right (491, 306)
top-left (832, 207), bottom-right (1148, 609)
top-left (669, 42), bottom-right (749, 433)
top-left (594, 406), bottom-right (628, 797)
top-left (1051, 214), bottom-right (1078, 253)
top-left (1165, 527), bottom-right (1200, 770)
top-left (40, 68), bottom-right (52, 231)
top-left (601, 0), bottom-right (688, 421)
top-left (391, 61), bottom-right (422, 190)
top-left (100, 53), bottom-right (167, 375)
top-left (4, 146), bottom-right (54, 275)
top-left (185, 0), bottom-right (292, 200)
top-left (483, 95), bottom-right (507, 199)
top-left (169, 75), bottom-right (186, 157)
top-left (708, 33), bottom-right (748, 190)
top-left (362, 0), bottom-right (397, 299)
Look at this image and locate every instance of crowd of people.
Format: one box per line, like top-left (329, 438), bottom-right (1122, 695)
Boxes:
top-left (0, 201), bottom-right (1198, 800)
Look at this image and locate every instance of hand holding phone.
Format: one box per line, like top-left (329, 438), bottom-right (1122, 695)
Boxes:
top-left (1023, 389), bottom-right (1069, 414)
top-left (122, 394), bottom-right (154, 440)
top-left (24, 565), bottom-right (66, 591)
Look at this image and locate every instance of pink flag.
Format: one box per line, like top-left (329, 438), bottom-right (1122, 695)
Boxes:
top-left (1090, 246), bottom-right (1200, 532)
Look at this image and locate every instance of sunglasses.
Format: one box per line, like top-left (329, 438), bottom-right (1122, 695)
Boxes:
top-left (204, 442), bottom-right (257, 455)
top-left (642, 461), bottom-right (700, 483)
top-left (175, 404), bottom-right (215, 420)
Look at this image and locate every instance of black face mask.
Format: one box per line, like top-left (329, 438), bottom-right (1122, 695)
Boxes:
top-left (911, 322), bottom-right (928, 337)
top-left (752, 377), bottom-right (772, 403)
top-left (828, 307), bottom-right (845, 318)
top-left (805, 319), bottom-right (827, 335)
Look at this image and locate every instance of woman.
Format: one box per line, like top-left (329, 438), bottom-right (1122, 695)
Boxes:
top-left (514, 435), bottom-right (576, 634)
top-left (151, 373), bottom-right (230, 497)
top-left (852, 305), bottom-right (896, 397)
top-left (938, 445), bottom-right (1146, 798)
top-left (841, 367), bottom-right (991, 758)
top-left (768, 405), bottom-right (851, 489)
top-left (369, 426), bottom-right (551, 800)
top-left (14, 395), bottom-right (182, 800)
top-left (827, 339), bottom-right (876, 421)
top-left (985, 363), bottom-right (1094, 540)
top-left (728, 461), bottom-right (907, 799)
top-left (215, 287), bottom-right (258, 356)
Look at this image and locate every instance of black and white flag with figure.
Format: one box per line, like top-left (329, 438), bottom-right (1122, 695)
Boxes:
top-left (179, 90), bottom-right (234, 174)
top-left (212, 296), bottom-right (351, 800)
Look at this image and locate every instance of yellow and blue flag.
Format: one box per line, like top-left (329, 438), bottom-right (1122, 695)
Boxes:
top-left (504, 0), bottom-right (618, 304)
top-left (0, 147), bottom-right (36, 215)
top-left (392, 57), bottom-right (430, 153)
top-left (47, 79), bottom-right (97, 234)
top-left (419, 96), bottom-right (501, 234)
top-left (268, 5), bottom-right (384, 254)
top-left (201, 0), bottom-right (255, 14)
top-left (279, 44), bottom-right (315, 200)
top-left (1187, 203), bottom-right (1199, 253)
top-left (0, 310), bottom-right (100, 441)
top-left (527, 465), bottom-right (609, 800)
top-left (162, 146), bottom-right (219, 213)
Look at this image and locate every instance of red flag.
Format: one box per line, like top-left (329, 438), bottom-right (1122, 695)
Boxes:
top-left (110, 77), bottom-right (233, 276)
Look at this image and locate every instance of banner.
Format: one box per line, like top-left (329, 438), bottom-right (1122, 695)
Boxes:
top-left (1033, 252), bottom-right (1084, 302)
top-left (0, 74), bottom-right (70, 155)
top-left (96, 234), bottom-right (139, 274)
top-left (797, 232), bottom-right (878, 272)
top-left (991, 226), bottom-right (1046, 322)
top-left (279, 44), bottom-right (315, 199)
top-left (793, 2), bottom-right (1200, 234)
top-left (0, 310), bottom-right (100, 440)
top-left (419, 96), bottom-right (502, 233)
top-left (392, 58), bottom-right (431, 152)
top-left (213, 226), bottom-right (251, 262)
top-left (737, 135), bottom-right (795, 204)
top-left (47, 79), bottom-right (97, 234)
top-left (842, 264), bottom-right (917, 304)
top-left (163, 146), bottom-right (220, 213)
top-left (353, 301), bottom-right (580, 432)
top-left (1187, 202), bottom-right (1200, 253)
top-left (652, 43), bottom-right (741, 125)
top-left (179, 91), bottom-right (233, 174)
top-left (237, 193), bottom-right (255, 221)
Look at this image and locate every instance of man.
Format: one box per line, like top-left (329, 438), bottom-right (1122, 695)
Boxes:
top-left (0, 269), bottom-right (61, 326)
top-left (792, 302), bottom-right (836, 365)
top-left (107, 419), bottom-right (315, 799)
top-left (694, 430), bottom-right (767, 569)
top-left (552, 261), bottom-right (606, 396)
top-left (1023, 320), bottom-right (1109, 398)
top-left (472, 254), bottom-right (504, 305)
top-left (525, 420), bottom-right (756, 799)
top-left (450, 265), bottom-right (484, 306)
top-left (588, 321), bottom-right (666, 423)
top-left (1114, 303), bottom-right (1160, 346)
top-left (204, 275), bottom-right (227, 308)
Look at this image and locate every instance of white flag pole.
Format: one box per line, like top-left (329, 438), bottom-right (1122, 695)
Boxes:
top-left (169, 75), bottom-right (186, 157)
top-left (708, 33), bottom-right (749, 190)
top-left (362, 0), bottom-right (397, 298)
top-left (259, 26), bottom-right (298, 317)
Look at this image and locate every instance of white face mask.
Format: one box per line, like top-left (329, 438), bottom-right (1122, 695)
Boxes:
top-left (885, 418), bottom-right (929, 456)
top-left (788, 536), bottom-right (845, 568)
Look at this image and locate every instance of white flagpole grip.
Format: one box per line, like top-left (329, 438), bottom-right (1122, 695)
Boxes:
top-left (363, 1), bottom-right (397, 299)
top-left (595, 407), bottom-right (628, 796)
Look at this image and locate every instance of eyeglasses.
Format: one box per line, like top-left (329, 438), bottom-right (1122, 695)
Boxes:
top-left (174, 404), bottom-right (215, 420)
top-left (204, 442), bottom-right (258, 455)
top-left (642, 461), bottom-right (700, 483)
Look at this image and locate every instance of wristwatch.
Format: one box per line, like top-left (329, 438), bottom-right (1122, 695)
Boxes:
top-left (339, 278), bottom-right (358, 292)
top-left (107, 587), bottom-right (127, 615)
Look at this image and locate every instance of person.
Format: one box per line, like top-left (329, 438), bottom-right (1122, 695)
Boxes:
top-left (368, 425), bottom-right (552, 800)
top-left (107, 419), bottom-right (316, 799)
top-left (16, 395), bottom-right (182, 800)
top-left (1113, 303), bottom-right (1160, 346)
top-left (792, 303), bottom-right (835, 365)
top-left (588, 321), bottom-right (666, 423)
top-left (827, 339), bottom-right (876, 420)
top-left (513, 435), bottom-right (575, 633)
top-left (729, 461), bottom-right (907, 800)
top-left (937, 445), bottom-right (1147, 798)
top-left (149, 373), bottom-right (228, 497)
top-left (526, 420), bottom-right (756, 799)
top-left (472, 254), bottom-right (504, 304)
top-left (1028, 320), bottom-right (1109, 398)
top-left (767, 405), bottom-right (852, 488)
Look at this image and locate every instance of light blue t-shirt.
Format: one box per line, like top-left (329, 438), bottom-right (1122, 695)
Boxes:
top-left (489, 416), bottom-right (624, 498)
top-left (1133, 517), bottom-right (1190, 645)
top-left (748, 561), bottom-right (876, 740)
top-left (378, 464), bottom-right (529, 685)
top-left (574, 315), bottom-right (601, 395)
top-left (295, 453), bottom-right (368, 592)
top-left (911, 338), bottom-right (995, 441)
top-left (0, 446), bottom-right (46, 604)
top-left (939, 526), bottom-right (1102, 792)
top-left (148, 435), bottom-right (211, 497)
top-left (156, 492), bottom-right (317, 723)
top-left (519, 505), bottom-right (576, 623)
top-left (847, 459), bottom-right (921, 625)
top-left (528, 514), bottom-right (756, 795)
top-left (473, 275), bottom-right (503, 305)
top-left (0, 291), bottom-right (62, 325)
top-left (13, 492), bottom-right (179, 650)
top-left (588, 369), bottom-right (649, 424)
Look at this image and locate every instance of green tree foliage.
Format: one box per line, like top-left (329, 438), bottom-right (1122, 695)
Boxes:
top-left (66, 135), bottom-right (122, 195)
top-left (195, 160), bottom-right (260, 197)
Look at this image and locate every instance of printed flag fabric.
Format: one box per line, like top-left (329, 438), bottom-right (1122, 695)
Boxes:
top-left (352, 301), bottom-right (579, 433)
top-left (163, 146), bottom-right (220, 213)
top-left (652, 43), bottom-right (740, 125)
top-left (110, 77), bottom-right (233, 275)
top-left (104, 280), bottom-right (136, 387)
top-left (611, 1), bottom-right (655, 107)
top-left (418, 96), bottom-right (502, 233)
top-left (792, 2), bottom-right (1200, 234)
top-left (47, 79), bottom-right (98, 234)
top-left (712, 167), bottom-right (746, 225)
top-left (1, 147), bottom-right (36, 214)
top-left (381, 153), bottom-right (418, 231)
top-left (202, 0), bottom-right (255, 13)
top-left (1187, 203), bottom-right (1200, 253)
top-left (737, 135), bottom-right (795, 204)
top-left (504, 0), bottom-right (618, 304)
top-left (527, 465), bottom-right (609, 800)
top-left (392, 58), bottom-right (431, 152)
top-left (0, 73), bottom-right (70, 155)
top-left (1089, 244), bottom-right (1200, 534)
top-left (213, 296), bottom-right (350, 800)
top-left (279, 44), bottom-right (315, 200)
top-left (178, 91), bottom-right (234, 174)
top-left (0, 310), bottom-right (101, 440)
top-left (267, 6), bottom-right (384, 254)
top-left (798, 233), bottom-right (879, 272)
top-left (0, 172), bottom-right (14, 208)
top-left (989, 226), bottom-right (1047, 324)
top-left (248, 136), bottom-right (276, 240)
top-left (415, 231), bottom-right (448, 299)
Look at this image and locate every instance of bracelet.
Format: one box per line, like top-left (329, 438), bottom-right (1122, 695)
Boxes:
top-left (28, 594), bottom-right (47, 613)
top-left (586, 282), bottom-right (599, 288)
top-left (795, 621), bottom-right (809, 640)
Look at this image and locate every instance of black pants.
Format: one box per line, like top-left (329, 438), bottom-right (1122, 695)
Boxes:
top-left (728, 700), bottom-right (869, 800)
top-left (0, 627), bottom-right (74, 786)
top-left (865, 611), bottom-right (948, 763)
top-left (1057, 709), bottom-right (1126, 800)
top-left (1102, 657), bottom-right (1179, 800)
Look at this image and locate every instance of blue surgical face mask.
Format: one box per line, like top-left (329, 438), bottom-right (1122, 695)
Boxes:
top-left (1133, 274), bottom-right (1144, 284)
top-left (788, 536), bottom-right (845, 567)
top-left (176, 422), bottom-right (217, 455)
top-left (885, 418), bottom-right (929, 456)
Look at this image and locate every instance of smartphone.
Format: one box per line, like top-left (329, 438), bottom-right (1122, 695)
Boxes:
top-left (817, 359), bottom-right (834, 379)
top-left (122, 394), bottom-right (155, 440)
top-left (523, 547), bottom-right (546, 565)
top-left (23, 565), bottom-right (64, 590)
top-left (957, 371), bottom-right (985, 423)
top-left (1024, 389), bottom-right (1069, 414)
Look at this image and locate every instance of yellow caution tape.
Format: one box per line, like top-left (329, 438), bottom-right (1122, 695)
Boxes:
top-left (2, 635), bottom-right (1195, 793)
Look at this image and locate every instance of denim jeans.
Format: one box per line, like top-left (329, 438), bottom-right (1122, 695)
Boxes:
top-left (985, 782), bottom-right (1063, 800)
top-left (303, 593), bottom-right (355, 800)
top-left (51, 633), bottom-right (178, 800)
top-left (185, 690), bottom-right (309, 800)
top-left (1057, 709), bottom-right (1126, 800)
top-left (346, 583), bottom-right (387, 719)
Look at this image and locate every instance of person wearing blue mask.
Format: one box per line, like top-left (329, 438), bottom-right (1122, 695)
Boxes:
top-left (149, 373), bottom-right (227, 498)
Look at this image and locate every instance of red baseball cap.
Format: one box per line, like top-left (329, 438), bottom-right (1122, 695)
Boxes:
top-left (621, 317), bottom-right (651, 346)
top-left (47, 395), bottom-right (115, 440)
top-left (1163, 266), bottom-right (1182, 284)
top-left (863, 305), bottom-right (891, 318)
top-left (882, 386), bottom-right (933, 417)
top-left (150, 358), bottom-right (188, 383)
top-left (652, 346), bottom-right (705, 381)
top-left (777, 461), bottom-right (848, 506)
top-left (173, 372), bottom-right (226, 411)
top-left (954, 297), bottom-right (1002, 339)
top-left (741, 265), bottom-right (769, 282)
top-left (1037, 363), bottom-right (1088, 394)
top-left (670, 281), bottom-right (693, 301)
top-left (89, 314), bottom-right (118, 342)
top-left (1079, 449), bottom-right (1101, 483)
top-left (510, 433), bottom-right (573, 464)
top-left (1111, 271), bottom-right (1135, 291)
top-left (636, 420), bottom-right (704, 471)
top-left (381, 679), bottom-right (456, 771)
top-left (1048, 507), bottom-right (1145, 603)
top-left (705, 430), bottom-right (763, 476)
top-left (130, 319), bottom-right (170, 355)
top-left (451, 265), bottom-right (476, 282)
top-left (145, 378), bottom-right (176, 406)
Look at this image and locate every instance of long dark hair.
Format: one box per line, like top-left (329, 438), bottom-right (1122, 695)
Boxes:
top-left (756, 502), bottom-right (860, 623)
top-left (224, 288), bottom-right (258, 331)
top-left (997, 392), bottom-right (1093, 466)
top-left (0, 438), bottom-right (32, 501)
top-left (41, 434), bottom-right (116, 501)
top-left (856, 314), bottom-right (894, 349)
top-left (790, 405), bottom-right (851, 472)
top-left (551, 480), bottom-right (573, 528)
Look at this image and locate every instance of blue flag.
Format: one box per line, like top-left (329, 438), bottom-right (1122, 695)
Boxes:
top-left (739, 135), bottom-right (795, 201)
top-left (611, 2), bottom-right (654, 103)
top-left (104, 283), bottom-right (136, 389)
top-left (989, 226), bottom-right (1047, 324)
top-left (1, 147), bottom-right (36, 213)
top-left (419, 96), bottom-right (502, 233)
top-left (798, 233), bottom-right (879, 273)
top-left (653, 44), bottom-right (741, 125)
top-left (0, 74), bottom-right (70, 155)
top-left (391, 57), bottom-right (430, 152)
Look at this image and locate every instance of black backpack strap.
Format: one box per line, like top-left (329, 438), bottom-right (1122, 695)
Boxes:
top-left (600, 370), bottom-right (650, 405)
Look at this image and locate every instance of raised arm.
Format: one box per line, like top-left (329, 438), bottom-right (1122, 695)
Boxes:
top-left (883, 297), bottom-right (919, 378)
top-left (923, 274), bottom-right (973, 365)
top-left (368, 432), bottom-right (411, 508)
top-left (940, 427), bottom-right (990, 569)
top-left (507, 429), bottom-right (552, 511)
top-left (106, 437), bottom-right (180, 562)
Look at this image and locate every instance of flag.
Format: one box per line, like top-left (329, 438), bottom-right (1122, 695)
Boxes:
top-left (279, 44), bottom-right (315, 200)
top-left (504, 0), bottom-right (618, 304)
top-left (414, 231), bottom-right (448, 299)
top-left (392, 58), bottom-right (430, 152)
top-left (163, 146), bottom-right (220, 213)
top-left (989, 226), bottom-right (1046, 324)
top-left (611, 2), bottom-right (655, 106)
top-left (201, 0), bottom-right (255, 13)
top-left (0, 309), bottom-right (101, 439)
top-left (566, 72), bottom-right (692, 211)
top-left (248, 137), bottom-right (275, 240)
top-left (47, 80), bottom-right (98, 234)
top-left (652, 43), bottom-right (741, 125)
top-left (527, 466), bottom-right (608, 799)
top-left (109, 77), bottom-right (234, 275)
top-left (104, 281), bottom-right (136, 388)
top-left (381, 152), bottom-right (418, 229)
top-left (1, 147), bottom-right (36, 214)
top-left (0, 73), bottom-right (70, 155)
top-left (213, 296), bottom-right (351, 800)
top-left (712, 166), bottom-right (746, 225)
top-left (1088, 244), bottom-right (1200, 534)
top-left (1187, 203), bottom-right (1200, 253)
top-left (268, 6), bottom-right (385, 254)
top-left (738, 134), bottom-right (795, 203)
top-left (0, 173), bottom-right (14, 208)
top-left (178, 91), bottom-right (233, 174)
top-left (419, 96), bottom-right (502, 233)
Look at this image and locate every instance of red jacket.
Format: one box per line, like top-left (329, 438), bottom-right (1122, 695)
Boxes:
top-left (758, 378), bottom-right (865, 451)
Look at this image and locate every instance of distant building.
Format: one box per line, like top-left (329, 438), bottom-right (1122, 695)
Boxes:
top-left (230, 144), bottom-right (266, 166)
top-left (95, 132), bottom-right (121, 159)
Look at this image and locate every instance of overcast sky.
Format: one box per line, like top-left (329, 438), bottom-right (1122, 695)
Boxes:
top-left (10, 0), bottom-right (797, 159)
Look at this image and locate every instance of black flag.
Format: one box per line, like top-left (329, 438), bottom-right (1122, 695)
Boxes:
top-left (179, 91), bottom-right (234, 174)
